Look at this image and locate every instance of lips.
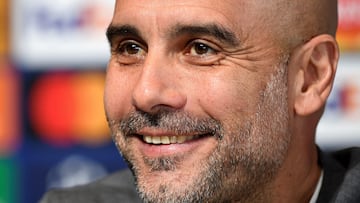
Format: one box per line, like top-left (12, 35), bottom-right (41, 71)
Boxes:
top-left (130, 128), bottom-right (217, 158)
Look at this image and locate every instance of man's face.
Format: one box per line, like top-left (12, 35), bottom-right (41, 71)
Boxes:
top-left (105, 0), bottom-right (292, 202)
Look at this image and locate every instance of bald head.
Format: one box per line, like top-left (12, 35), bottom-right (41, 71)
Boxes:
top-left (267, 0), bottom-right (338, 50)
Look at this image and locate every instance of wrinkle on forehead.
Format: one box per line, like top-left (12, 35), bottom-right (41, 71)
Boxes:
top-left (111, 0), bottom-right (245, 43)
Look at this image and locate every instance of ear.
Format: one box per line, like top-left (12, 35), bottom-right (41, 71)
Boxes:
top-left (293, 34), bottom-right (339, 116)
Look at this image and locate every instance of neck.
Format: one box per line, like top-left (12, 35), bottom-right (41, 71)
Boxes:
top-left (270, 140), bottom-right (321, 203)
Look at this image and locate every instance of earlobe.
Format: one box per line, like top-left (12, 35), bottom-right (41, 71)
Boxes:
top-left (294, 34), bottom-right (339, 116)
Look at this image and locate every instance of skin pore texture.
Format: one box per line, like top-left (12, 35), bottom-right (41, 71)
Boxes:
top-left (104, 0), bottom-right (339, 202)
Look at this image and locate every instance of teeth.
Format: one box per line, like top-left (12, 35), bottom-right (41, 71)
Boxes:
top-left (161, 136), bottom-right (170, 144)
top-left (170, 136), bottom-right (177, 144)
top-left (152, 136), bottom-right (161, 144)
top-left (143, 135), bottom-right (199, 144)
top-left (144, 136), bottom-right (152, 143)
top-left (177, 136), bottom-right (186, 144)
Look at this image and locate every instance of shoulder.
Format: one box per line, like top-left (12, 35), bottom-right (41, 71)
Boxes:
top-left (39, 169), bottom-right (142, 203)
top-left (330, 147), bottom-right (360, 168)
top-left (317, 147), bottom-right (360, 203)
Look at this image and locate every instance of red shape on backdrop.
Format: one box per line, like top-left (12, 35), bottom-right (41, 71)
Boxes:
top-left (28, 71), bottom-right (110, 147)
top-left (29, 73), bottom-right (76, 146)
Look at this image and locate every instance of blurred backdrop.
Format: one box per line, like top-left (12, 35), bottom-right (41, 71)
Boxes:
top-left (0, 0), bottom-right (359, 202)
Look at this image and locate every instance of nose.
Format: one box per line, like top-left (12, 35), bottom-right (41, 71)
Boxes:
top-left (131, 54), bottom-right (187, 113)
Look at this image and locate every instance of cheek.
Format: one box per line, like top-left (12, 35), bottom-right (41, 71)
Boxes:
top-left (104, 69), bottom-right (134, 119)
top-left (195, 73), bottom-right (259, 121)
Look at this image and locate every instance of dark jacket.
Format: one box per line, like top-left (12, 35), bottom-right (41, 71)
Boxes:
top-left (317, 147), bottom-right (360, 203)
top-left (40, 169), bottom-right (141, 203)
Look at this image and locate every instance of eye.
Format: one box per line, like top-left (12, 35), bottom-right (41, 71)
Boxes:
top-left (182, 40), bottom-right (223, 66)
top-left (113, 40), bottom-right (147, 65)
top-left (188, 42), bottom-right (217, 56)
top-left (117, 41), bottom-right (146, 56)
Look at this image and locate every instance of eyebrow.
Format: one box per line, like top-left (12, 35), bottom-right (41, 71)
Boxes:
top-left (105, 23), bottom-right (240, 47)
top-left (170, 24), bottom-right (240, 46)
top-left (106, 24), bottom-right (142, 46)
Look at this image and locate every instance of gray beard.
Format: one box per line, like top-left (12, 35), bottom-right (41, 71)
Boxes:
top-left (110, 57), bottom-right (291, 203)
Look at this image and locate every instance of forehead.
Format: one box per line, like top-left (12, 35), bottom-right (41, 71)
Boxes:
top-left (112, 0), bottom-right (252, 35)
top-left (114, 0), bottom-right (245, 18)
top-left (111, 0), bottom-right (286, 51)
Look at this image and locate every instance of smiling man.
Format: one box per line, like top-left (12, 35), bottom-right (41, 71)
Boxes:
top-left (41, 0), bottom-right (360, 202)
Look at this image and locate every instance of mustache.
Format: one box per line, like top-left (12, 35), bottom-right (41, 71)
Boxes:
top-left (118, 110), bottom-right (223, 139)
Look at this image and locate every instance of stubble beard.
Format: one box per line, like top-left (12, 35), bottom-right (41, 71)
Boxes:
top-left (108, 57), bottom-right (291, 203)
